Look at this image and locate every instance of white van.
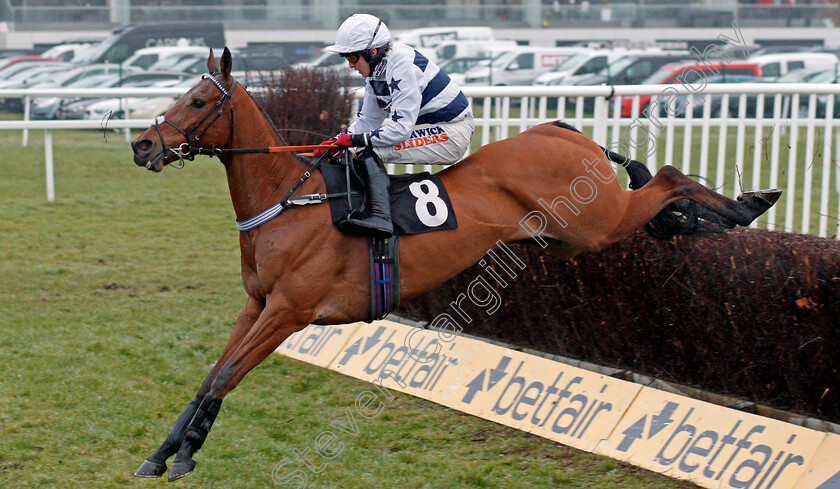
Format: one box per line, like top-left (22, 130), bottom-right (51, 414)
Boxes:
top-left (433, 40), bottom-right (518, 63)
top-left (121, 44), bottom-right (210, 71)
top-left (748, 52), bottom-right (839, 80)
top-left (393, 26), bottom-right (494, 49)
top-left (463, 46), bottom-right (592, 86)
top-left (532, 48), bottom-right (665, 86)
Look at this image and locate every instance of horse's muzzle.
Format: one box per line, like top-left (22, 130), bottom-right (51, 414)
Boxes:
top-left (132, 138), bottom-right (165, 172)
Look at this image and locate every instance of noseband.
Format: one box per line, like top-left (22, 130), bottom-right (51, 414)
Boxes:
top-left (153, 72), bottom-right (236, 168)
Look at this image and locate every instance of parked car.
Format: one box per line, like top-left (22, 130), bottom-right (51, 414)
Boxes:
top-left (533, 48), bottom-right (664, 86)
top-left (747, 52), bottom-right (839, 81)
top-left (55, 71), bottom-right (196, 120)
top-left (775, 67), bottom-right (837, 83)
top-left (562, 52), bottom-right (693, 112)
top-left (31, 74), bottom-right (123, 119)
top-left (0, 59), bottom-right (63, 81)
top-left (0, 62), bottom-right (75, 89)
top-left (654, 74), bottom-right (767, 118)
top-left (63, 78), bottom-right (184, 121)
top-left (121, 45), bottom-right (210, 71)
top-left (566, 52), bottom-right (694, 87)
top-left (463, 46), bottom-right (591, 85)
top-left (39, 43), bottom-right (94, 62)
top-left (438, 56), bottom-right (490, 85)
top-left (622, 61), bottom-right (762, 116)
top-left (123, 75), bottom-right (202, 119)
top-left (432, 40), bottom-right (517, 63)
top-left (0, 56), bottom-right (61, 71)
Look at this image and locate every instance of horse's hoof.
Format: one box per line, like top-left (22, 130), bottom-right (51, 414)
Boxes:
top-left (737, 189), bottom-right (782, 217)
top-left (134, 459), bottom-right (167, 478)
top-left (168, 459), bottom-right (196, 482)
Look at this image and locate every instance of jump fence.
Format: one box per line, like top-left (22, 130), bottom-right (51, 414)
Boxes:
top-left (2, 83), bottom-right (839, 238)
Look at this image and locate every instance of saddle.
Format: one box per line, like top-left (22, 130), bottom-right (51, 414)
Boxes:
top-left (320, 156), bottom-right (458, 237)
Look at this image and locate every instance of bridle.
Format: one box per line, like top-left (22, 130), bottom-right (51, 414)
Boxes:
top-left (153, 72), bottom-right (236, 168)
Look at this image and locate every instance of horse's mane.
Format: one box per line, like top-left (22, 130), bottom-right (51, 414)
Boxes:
top-left (236, 81), bottom-right (314, 164)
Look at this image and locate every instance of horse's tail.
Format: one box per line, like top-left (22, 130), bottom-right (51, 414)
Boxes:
top-left (552, 121), bottom-right (700, 240)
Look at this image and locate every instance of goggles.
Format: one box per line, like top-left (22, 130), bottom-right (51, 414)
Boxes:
top-left (340, 52), bottom-right (362, 64)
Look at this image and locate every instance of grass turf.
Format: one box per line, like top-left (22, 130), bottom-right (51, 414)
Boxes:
top-left (0, 128), bottom-right (698, 488)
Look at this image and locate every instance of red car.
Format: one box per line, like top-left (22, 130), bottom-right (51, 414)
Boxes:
top-left (0, 56), bottom-right (62, 72)
top-left (620, 61), bottom-right (762, 117)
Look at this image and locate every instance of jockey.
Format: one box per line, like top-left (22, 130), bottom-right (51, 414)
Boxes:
top-left (315, 13), bottom-right (475, 237)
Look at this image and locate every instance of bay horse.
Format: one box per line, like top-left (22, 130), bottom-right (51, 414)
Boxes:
top-left (130, 49), bottom-right (780, 481)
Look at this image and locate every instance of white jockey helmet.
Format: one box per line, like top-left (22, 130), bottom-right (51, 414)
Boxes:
top-left (325, 14), bottom-right (390, 54)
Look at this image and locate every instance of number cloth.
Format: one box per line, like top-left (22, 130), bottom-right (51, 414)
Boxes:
top-left (320, 165), bottom-right (458, 236)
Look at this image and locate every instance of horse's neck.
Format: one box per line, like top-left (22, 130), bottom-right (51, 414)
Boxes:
top-left (223, 88), bottom-right (310, 221)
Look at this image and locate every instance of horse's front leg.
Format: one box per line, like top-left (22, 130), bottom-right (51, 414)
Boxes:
top-left (134, 297), bottom-right (264, 478)
top-left (168, 298), bottom-right (309, 481)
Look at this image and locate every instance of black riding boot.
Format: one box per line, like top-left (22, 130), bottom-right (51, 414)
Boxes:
top-left (348, 150), bottom-right (393, 237)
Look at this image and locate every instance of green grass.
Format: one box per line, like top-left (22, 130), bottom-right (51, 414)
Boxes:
top-left (0, 128), bottom-right (698, 488)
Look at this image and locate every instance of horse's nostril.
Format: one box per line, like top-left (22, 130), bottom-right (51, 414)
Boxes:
top-left (135, 139), bottom-right (153, 153)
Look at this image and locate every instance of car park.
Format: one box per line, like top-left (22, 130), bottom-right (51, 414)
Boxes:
top-left (432, 40), bottom-right (518, 63)
top-left (0, 62), bottom-right (76, 89)
top-left (622, 61), bottom-right (762, 116)
top-left (566, 51), bottom-right (695, 87)
top-left (31, 74), bottom-right (122, 119)
top-left (53, 71), bottom-right (196, 120)
top-left (463, 46), bottom-right (591, 85)
top-left (746, 52), bottom-right (839, 81)
top-left (393, 26), bottom-right (494, 50)
top-left (533, 48), bottom-right (662, 86)
top-left (121, 45), bottom-right (210, 71)
top-left (73, 22), bottom-right (225, 65)
top-left (654, 74), bottom-right (767, 118)
top-left (438, 56), bottom-right (490, 85)
top-left (39, 43), bottom-right (94, 62)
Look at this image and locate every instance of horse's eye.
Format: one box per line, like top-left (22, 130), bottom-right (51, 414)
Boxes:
top-left (191, 98), bottom-right (206, 109)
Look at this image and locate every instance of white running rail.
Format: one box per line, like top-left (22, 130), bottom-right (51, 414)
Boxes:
top-left (1, 83), bottom-right (838, 238)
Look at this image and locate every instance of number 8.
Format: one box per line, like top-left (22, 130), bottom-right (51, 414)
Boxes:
top-left (409, 180), bottom-right (448, 227)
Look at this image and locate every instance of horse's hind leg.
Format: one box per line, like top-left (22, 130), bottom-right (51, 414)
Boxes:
top-left (134, 297), bottom-right (264, 478)
top-left (602, 165), bottom-right (780, 246)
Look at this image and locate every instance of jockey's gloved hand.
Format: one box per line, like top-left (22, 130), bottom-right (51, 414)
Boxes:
top-left (312, 133), bottom-right (369, 158)
top-left (336, 132), bottom-right (370, 148)
top-left (312, 137), bottom-right (337, 158)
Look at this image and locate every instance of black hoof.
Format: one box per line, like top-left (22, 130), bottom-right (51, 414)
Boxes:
top-left (737, 189), bottom-right (782, 221)
top-left (134, 459), bottom-right (167, 478)
top-left (168, 459), bottom-right (196, 482)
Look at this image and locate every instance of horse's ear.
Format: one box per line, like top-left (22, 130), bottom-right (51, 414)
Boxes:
top-left (220, 47), bottom-right (232, 79)
top-left (207, 48), bottom-right (218, 74)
